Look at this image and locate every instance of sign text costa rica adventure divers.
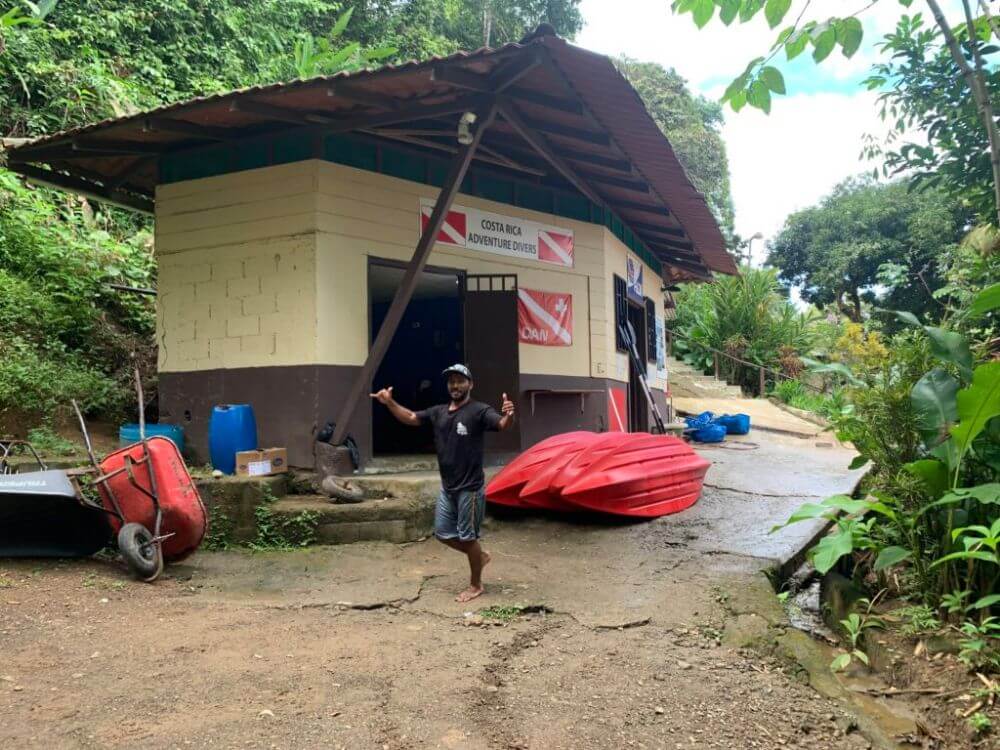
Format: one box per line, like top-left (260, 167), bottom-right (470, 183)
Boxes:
top-left (419, 199), bottom-right (574, 267)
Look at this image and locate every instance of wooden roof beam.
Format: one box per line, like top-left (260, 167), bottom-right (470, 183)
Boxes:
top-left (231, 99), bottom-right (333, 126)
top-left (648, 238), bottom-right (695, 252)
top-left (15, 164), bottom-right (153, 214)
top-left (71, 138), bottom-right (167, 155)
top-left (362, 128), bottom-right (545, 176)
top-left (519, 116), bottom-right (609, 146)
top-left (328, 83), bottom-right (398, 110)
top-left (431, 65), bottom-right (583, 115)
top-left (616, 199), bottom-right (671, 215)
top-left (576, 170), bottom-right (648, 193)
top-left (496, 97), bottom-right (604, 206)
top-left (628, 220), bottom-right (687, 238)
top-left (143, 117), bottom-right (230, 141)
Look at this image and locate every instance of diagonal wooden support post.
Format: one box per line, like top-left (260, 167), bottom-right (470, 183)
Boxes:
top-left (330, 100), bottom-right (498, 447)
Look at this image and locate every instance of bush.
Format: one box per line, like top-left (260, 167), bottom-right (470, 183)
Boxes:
top-left (0, 173), bottom-right (155, 428)
top-left (670, 266), bottom-right (817, 394)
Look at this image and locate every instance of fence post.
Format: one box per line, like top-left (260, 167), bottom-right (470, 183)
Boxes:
top-left (759, 366), bottom-right (766, 397)
top-left (713, 352), bottom-right (719, 379)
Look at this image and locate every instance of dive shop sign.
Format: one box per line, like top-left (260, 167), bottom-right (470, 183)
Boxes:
top-left (419, 199), bottom-right (574, 268)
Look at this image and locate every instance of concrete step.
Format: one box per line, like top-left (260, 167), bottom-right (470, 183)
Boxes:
top-left (270, 494), bottom-right (435, 545)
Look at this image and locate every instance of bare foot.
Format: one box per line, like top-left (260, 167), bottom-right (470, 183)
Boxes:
top-left (456, 585), bottom-right (484, 603)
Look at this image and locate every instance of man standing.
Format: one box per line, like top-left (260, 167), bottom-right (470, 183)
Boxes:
top-left (371, 365), bottom-right (515, 602)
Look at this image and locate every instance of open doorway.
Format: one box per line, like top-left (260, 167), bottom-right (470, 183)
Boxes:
top-left (626, 301), bottom-right (650, 433)
top-left (369, 259), bottom-right (464, 456)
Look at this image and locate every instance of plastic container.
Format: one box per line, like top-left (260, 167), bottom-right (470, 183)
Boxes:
top-left (716, 414), bottom-right (751, 436)
top-left (119, 423), bottom-right (185, 453)
top-left (692, 424), bottom-right (727, 443)
top-left (208, 404), bottom-right (257, 475)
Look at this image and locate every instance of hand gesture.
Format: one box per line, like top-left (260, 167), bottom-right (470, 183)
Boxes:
top-left (370, 386), bottom-right (394, 405)
top-left (501, 392), bottom-right (515, 417)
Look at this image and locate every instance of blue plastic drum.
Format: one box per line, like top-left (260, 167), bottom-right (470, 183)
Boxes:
top-left (119, 423), bottom-right (185, 453)
top-left (208, 404), bottom-right (258, 475)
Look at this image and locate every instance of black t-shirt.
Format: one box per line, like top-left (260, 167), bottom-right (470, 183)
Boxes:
top-left (416, 400), bottom-right (502, 492)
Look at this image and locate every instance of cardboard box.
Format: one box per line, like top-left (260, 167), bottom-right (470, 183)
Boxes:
top-left (235, 447), bottom-right (288, 477)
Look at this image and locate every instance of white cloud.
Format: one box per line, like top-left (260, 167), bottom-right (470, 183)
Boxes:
top-left (722, 90), bottom-right (889, 243)
top-left (575, 0), bottom-right (955, 250)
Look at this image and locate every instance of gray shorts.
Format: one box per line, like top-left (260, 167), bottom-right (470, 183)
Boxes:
top-left (435, 487), bottom-right (485, 542)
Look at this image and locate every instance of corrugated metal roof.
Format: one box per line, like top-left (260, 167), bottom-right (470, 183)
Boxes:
top-left (6, 30), bottom-right (735, 276)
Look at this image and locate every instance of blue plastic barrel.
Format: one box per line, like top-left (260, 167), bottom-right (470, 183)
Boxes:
top-left (208, 404), bottom-right (258, 475)
top-left (119, 423), bottom-right (185, 453)
top-left (716, 414), bottom-right (751, 436)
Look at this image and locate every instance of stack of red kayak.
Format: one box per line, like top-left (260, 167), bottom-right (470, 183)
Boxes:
top-left (486, 432), bottom-right (710, 518)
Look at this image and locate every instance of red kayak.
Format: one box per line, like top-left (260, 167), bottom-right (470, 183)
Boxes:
top-left (486, 431), bottom-right (597, 508)
top-left (560, 435), bottom-right (710, 518)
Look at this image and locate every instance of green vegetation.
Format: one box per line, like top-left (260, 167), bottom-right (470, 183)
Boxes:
top-left (479, 604), bottom-right (526, 622)
top-left (669, 266), bottom-right (816, 395)
top-left (0, 0), bottom-right (593, 431)
top-left (615, 58), bottom-right (735, 239)
top-left (768, 179), bottom-right (972, 323)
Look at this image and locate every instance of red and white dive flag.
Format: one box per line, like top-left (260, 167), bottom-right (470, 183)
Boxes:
top-left (517, 288), bottom-right (573, 347)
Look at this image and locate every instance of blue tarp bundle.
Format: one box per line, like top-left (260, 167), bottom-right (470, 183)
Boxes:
top-left (684, 411), bottom-right (751, 442)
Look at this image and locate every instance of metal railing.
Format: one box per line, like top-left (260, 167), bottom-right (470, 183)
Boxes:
top-left (665, 328), bottom-right (827, 396)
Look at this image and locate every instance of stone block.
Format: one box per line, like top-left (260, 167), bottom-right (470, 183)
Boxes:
top-left (198, 312), bottom-right (227, 340)
top-left (242, 293), bottom-right (276, 316)
top-left (177, 337), bottom-right (209, 362)
top-left (241, 332), bottom-right (276, 357)
top-left (212, 259), bottom-right (244, 281)
top-left (209, 337), bottom-right (241, 361)
top-left (227, 275), bottom-right (262, 299)
top-left (173, 321), bottom-right (196, 343)
top-left (244, 254), bottom-right (280, 277)
top-left (227, 315), bottom-right (260, 338)
top-left (195, 280), bottom-right (226, 303)
top-left (173, 263), bottom-right (212, 285)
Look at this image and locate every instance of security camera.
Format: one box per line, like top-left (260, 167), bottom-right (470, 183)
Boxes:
top-left (457, 111), bottom-right (477, 145)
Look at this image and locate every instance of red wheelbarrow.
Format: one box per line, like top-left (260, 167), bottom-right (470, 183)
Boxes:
top-left (72, 373), bottom-right (207, 581)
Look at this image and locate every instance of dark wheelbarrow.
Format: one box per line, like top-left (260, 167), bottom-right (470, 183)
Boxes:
top-left (0, 469), bottom-right (112, 558)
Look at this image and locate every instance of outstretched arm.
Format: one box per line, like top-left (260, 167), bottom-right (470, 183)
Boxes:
top-left (370, 387), bottom-right (421, 427)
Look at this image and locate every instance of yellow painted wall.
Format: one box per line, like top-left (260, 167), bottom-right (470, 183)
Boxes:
top-left (155, 159), bottom-right (667, 383)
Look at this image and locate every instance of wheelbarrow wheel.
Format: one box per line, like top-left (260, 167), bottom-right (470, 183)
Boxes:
top-left (118, 523), bottom-right (163, 582)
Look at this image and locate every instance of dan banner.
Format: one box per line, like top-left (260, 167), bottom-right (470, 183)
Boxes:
top-left (517, 288), bottom-right (573, 347)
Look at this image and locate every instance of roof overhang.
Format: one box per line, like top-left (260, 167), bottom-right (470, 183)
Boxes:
top-left (3, 29), bottom-right (736, 277)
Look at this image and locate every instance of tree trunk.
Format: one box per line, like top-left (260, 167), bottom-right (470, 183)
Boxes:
top-left (925, 0), bottom-right (1000, 226)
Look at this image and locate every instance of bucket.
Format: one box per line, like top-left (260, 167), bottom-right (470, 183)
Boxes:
top-left (119, 423), bottom-right (185, 453)
top-left (208, 404), bottom-right (258, 475)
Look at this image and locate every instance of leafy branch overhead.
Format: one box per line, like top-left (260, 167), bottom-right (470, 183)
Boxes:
top-left (671, 0), bottom-right (867, 114)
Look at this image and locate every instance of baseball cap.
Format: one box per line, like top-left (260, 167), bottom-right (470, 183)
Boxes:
top-left (442, 364), bottom-right (473, 380)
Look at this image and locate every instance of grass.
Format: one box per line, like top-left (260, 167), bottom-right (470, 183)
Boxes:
top-left (479, 604), bottom-right (526, 622)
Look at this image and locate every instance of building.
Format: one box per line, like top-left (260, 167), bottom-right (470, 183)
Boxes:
top-left (5, 27), bottom-right (737, 468)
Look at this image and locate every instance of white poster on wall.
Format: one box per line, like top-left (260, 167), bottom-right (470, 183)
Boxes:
top-left (655, 317), bottom-right (667, 382)
top-left (419, 199), bottom-right (574, 267)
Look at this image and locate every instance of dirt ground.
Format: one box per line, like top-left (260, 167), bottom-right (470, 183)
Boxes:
top-left (2, 550), bottom-right (870, 750)
top-left (2, 430), bottom-right (961, 750)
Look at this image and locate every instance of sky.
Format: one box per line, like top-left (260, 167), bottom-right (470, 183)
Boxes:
top-left (575, 0), bottom-right (966, 254)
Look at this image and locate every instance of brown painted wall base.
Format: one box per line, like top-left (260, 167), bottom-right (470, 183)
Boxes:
top-left (161, 367), bottom-right (663, 469)
top-left (159, 365), bottom-right (368, 469)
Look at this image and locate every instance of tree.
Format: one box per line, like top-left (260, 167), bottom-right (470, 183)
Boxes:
top-left (615, 58), bottom-right (736, 240)
top-left (862, 13), bottom-right (1000, 225)
top-left (767, 178), bottom-right (973, 321)
top-left (670, 0), bottom-right (1000, 226)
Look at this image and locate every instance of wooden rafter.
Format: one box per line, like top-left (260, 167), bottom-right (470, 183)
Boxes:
top-left (362, 127), bottom-right (545, 176)
top-left (16, 164), bottom-right (153, 214)
top-left (496, 97), bottom-right (603, 206)
top-left (576, 170), bottom-right (648, 193)
top-left (143, 117), bottom-right (231, 141)
top-left (72, 138), bottom-right (166, 155)
top-left (627, 221), bottom-right (687, 238)
top-left (328, 83), bottom-right (397, 110)
top-left (231, 99), bottom-right (333, 126)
